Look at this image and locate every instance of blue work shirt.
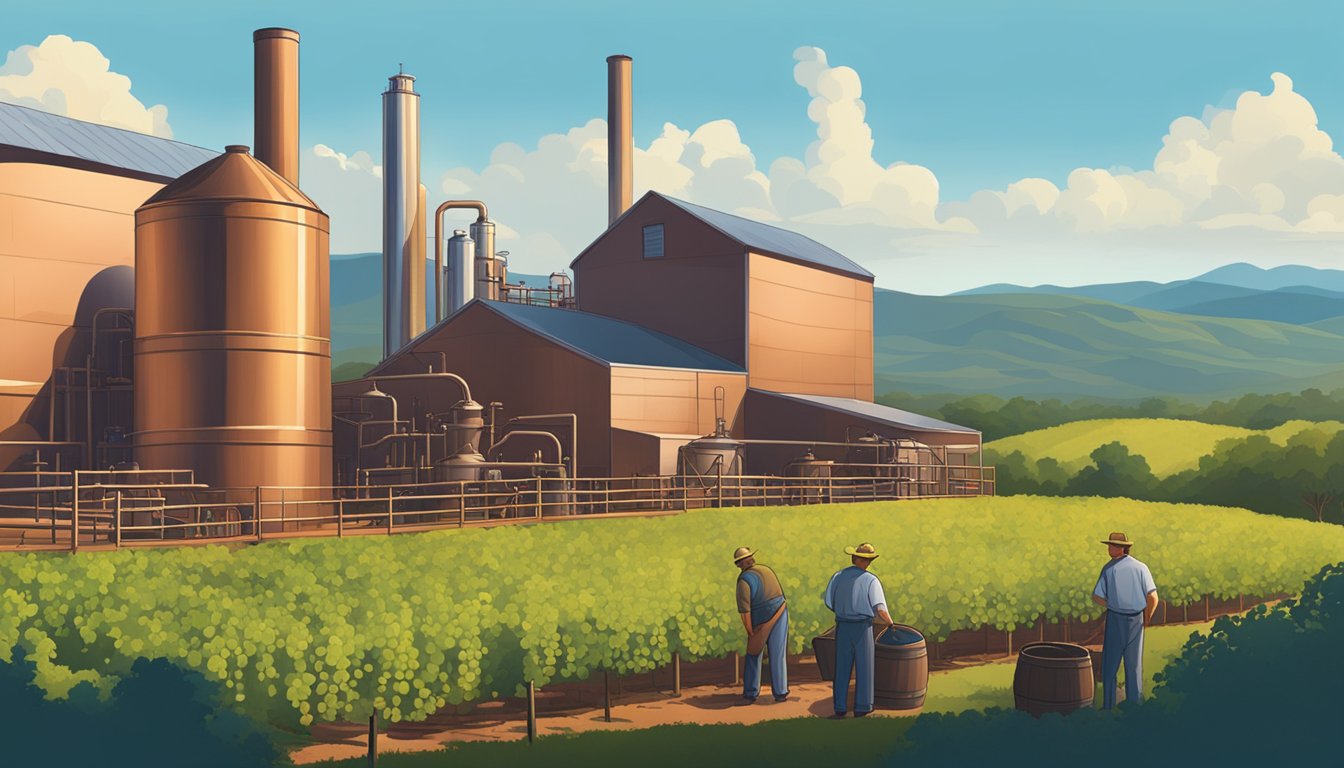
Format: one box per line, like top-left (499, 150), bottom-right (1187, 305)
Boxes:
top-left (1093, 555), bottom-right (1157, 614)
top-left (823, 566), bottom-right (887, 622)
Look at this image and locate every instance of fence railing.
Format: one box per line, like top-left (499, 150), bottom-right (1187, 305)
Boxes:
top-left (0, 463), bottom-right (994, 552)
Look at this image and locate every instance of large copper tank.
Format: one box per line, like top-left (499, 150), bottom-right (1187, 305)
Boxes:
top-left (133, 145), bottom-right (332, 495)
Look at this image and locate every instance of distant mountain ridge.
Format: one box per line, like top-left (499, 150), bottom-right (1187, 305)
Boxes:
top-left (951, 263), bottom-right (1344, 326)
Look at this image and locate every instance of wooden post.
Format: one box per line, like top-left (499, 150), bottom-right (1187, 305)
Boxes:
top-left (527, 681), bottom-right (537, 743)
top-left (252, 486), bottom-right (263, 540)
top-left (71, 470), bottom-right (80, 553)
top-left (1006, 630), bottom-right (1012, 657)
top-left (114, 491), bottom-right (122, 548)
top-left (367, 713), bottom-right (377, 766)
top-left (603, 671), bottom-right (612, 723)
top-left (672, 652), bottom-right (681, 697)
top-left (732, 652), bottom-right (740, 686)
top-left (337, 498), bottom-right (345, 538)
top-left (536, 476), bottom-right (543, 519)
top-left (717, 465), bottom-right (724, 509)
top-left (386, 486), bottom-right (394, 534)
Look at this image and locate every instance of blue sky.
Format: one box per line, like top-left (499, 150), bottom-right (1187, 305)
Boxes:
top-left (4, 1), bottom-right (1342, 291)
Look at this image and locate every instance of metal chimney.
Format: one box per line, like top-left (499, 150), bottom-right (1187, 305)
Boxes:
top-left (253, 28), bottom-right (300, 186)
top-left (607, 55), bottom-right (632, 226)
top-left (382, 72), bottom-right (424, 358)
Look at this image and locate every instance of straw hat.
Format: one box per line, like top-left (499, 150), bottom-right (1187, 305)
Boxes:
top-left (732, 546), bottom-right (756, 564)
top-left (845, 542), bottom-right (880, 560)
top-left (1100, 532), bottom-right (1134, 547)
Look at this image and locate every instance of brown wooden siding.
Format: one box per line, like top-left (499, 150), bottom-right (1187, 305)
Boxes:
top-left (336, 304), bottom-right (614, 476)
top-left (610, 366), bottom-right (746, 436)
top-left (746, 253), bottom-right (873, 400)
top-left (573, 195), bottom-right (747, 365)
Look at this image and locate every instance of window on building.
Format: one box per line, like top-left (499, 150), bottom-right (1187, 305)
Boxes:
top-left (642, 224), bottom-right (665, 258)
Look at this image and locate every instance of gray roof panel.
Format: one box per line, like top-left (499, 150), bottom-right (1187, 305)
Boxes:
top-left (483, 301), bottom-right (746, 373)
top-left (658, 194), bottom-right (874, 280)
top-left (0, 101), bottom-right (217, 179)
top-left (759, 390), bottom-right (980, 435)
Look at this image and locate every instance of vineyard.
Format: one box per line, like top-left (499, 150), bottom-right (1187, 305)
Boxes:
top-left (985, 418), bottom-right (1344, 476)
top-left (1, 496), bottom-right (1341, 729)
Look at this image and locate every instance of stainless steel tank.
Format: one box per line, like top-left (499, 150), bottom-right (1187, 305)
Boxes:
top-left (435, 444), bottom-right (486, 483)
top-left (444, 399), bottom-right (485, 457)
top-left (845, 432), bottom-right (894, 478)
top-left (133, 144), bottom-right (332, 496)
top-left (445, 229), bottom-right (475, 315)
top-left (469, 219), bottom-right (496, 299)
top-left (682, 435), bottom-right (742, 477)
top-left (786, 449), bottom-right (833, 504)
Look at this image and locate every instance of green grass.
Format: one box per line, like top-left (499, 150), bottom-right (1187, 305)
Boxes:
top-left (986, 418), bottom-right (1344, 476)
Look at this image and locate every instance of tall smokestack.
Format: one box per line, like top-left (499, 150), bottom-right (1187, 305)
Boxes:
top-left (253, 28), bottom-right (300, 186)
top-left (607, 55), bottom-right (632, 226)
top-left (382, 72), bottom-right (423, 359)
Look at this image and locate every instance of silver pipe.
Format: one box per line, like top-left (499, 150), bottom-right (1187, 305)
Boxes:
top-left (486, 430), bottom-right (564, 468)
top-left (432, 201), bottom-right (489, 322)
top-left (363, 372), bottom-right (472, 403)
top-left (507, 413), bottom-right (577, 476)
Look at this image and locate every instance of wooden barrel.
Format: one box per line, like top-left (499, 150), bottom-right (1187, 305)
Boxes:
top-left (1013, 641), bottom-right (1094, 716)
top-left (811, 624), bottom-right (928, 710)
top-left (874, 624), bottom-right (928, 709)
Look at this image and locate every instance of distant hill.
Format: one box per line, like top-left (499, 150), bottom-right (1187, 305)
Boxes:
top-left (1194, 262), bottom-right (1344, 292)
top-left (985, 418), bottom-right (1344, 477)
top-left (951, 264), bottom-right (1344, 326)
top-left (872, 290), bottom-right (1344, 400)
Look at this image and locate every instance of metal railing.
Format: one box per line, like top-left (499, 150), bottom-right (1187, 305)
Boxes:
top-left (0, 463), bottom-right (994, 552)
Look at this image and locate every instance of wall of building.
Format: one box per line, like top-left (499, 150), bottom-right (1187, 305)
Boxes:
top-left (610, 366), bottom-right (746, 437)
top-left (573, 195), bottom-right (747, 366)
top-left (0, 162), bottom-right (161, 467)
top-left (335, 303), bottom-right (614, 476)
top-left (746, 253), bottom-right (873, 400)
top-left (741, 389), bottom-right (980, 475)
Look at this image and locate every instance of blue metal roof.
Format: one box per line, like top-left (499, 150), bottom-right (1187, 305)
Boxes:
top-left (0, 101), bottom-right (218, 180)
top-left (759, 391), bottom-right (980, 435)
top-left (483, 301), bottom-right (746, 373)
top-left (659, 194), bottom-right (874, 280)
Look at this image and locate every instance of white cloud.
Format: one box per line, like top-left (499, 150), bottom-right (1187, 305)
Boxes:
top-left (0, 35), bottom-right (172, 137)
top-left (954, 72), bottom-right (1344, 237)
top-left (301, 144), bottom-right (383, 253)
top-left (333, 49), bottom-right (1344, 292)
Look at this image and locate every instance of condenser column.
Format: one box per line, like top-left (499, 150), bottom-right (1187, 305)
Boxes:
top-left (382, 72), bottom-right (424, 358)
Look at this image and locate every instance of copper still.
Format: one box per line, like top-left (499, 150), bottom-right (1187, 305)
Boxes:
top-left (132, 144), bottom-right (332, 495)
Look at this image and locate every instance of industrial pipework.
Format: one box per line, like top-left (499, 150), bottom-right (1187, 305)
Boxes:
top-left (253, 28), bottom-right (300, 185)
top-left (433, 200), bottom-right (490, 322)
top-left (607, 55), bottom-right (633, 225)
top-left (383, 71), bottom-right (426, 358)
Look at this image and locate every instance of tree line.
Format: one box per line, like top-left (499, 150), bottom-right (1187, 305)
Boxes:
top-left (879, 388), bottom-right (1344, 441)
top-left (989, 427), bottom-right (1344, 523)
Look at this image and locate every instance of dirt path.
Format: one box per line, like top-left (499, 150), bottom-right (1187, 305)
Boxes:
top-left (291, 677), bottom-right (921, 764)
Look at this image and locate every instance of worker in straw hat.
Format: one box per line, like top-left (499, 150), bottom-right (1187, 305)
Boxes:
top-left (1092, 532), bottom-right (1159, 709)
top-left (732, 547), bottom-right (790, 703)
top-left (823, 543), bottom-right (895, 718)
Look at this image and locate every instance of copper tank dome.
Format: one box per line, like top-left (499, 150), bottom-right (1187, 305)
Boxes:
top-left (133, 144), bottom-right (332, 505)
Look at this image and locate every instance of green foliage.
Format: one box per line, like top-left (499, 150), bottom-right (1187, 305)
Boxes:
top-left (895, 562), bottom-right (1344, 767)
top-left (0, 648), bottom-right (281, 767)
top-left (879, 387), bottom-right (1344, 441)
top-left (990, 423), bottom-right (1344, 523)
top-left (2, 498), bottom-right (1341, 729)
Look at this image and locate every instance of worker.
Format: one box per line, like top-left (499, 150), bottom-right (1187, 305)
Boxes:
top-left (733, 546), bottom-right (790, 703)
top-left (1091, 532), bottom-right (1159, 709)
top-left (823, 542), bottom-right (895, 718)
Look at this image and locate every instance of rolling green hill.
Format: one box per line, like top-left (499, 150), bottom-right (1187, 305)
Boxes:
top-left (873, 291), bottom-right (1344, 400)
top-left (985, 418), bottom-right (1344, 476)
